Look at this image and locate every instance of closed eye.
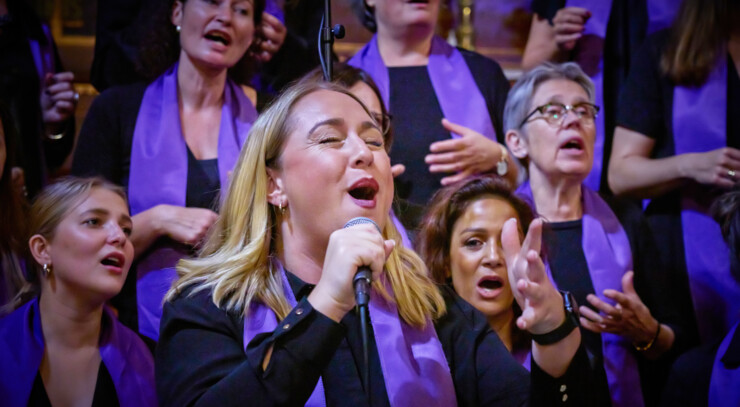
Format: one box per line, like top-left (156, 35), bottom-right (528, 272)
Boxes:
top-left (463, 238), bottom-right (484, 249)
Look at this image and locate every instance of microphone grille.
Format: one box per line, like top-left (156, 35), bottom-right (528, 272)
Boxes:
top-left (343, 217), bottom-right (381, 233)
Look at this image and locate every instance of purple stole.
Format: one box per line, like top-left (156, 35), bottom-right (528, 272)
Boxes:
top-left (28, 23), bottom-right (55, 94)
top-left (129, 63), bottom-right (255, 340)
top-left (348, 35), bottom-right (496, 142)
top-left (517, 182), bottom-right (644, 407)
top-left (0, 298), bottom-right (157, 407)
top-left (263, 0), bottom-right (285, 23)
top-left (673, 51), bottom-right (740, 342)
top-left (709, 321), bottom-right (740, 407)
top-left (565, 0), bottom-right (678, 190)
top-left (243, 260), bottom-right (457, 407)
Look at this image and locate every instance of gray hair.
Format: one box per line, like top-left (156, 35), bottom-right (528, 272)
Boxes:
top-left (503, 62), bottom-right (596, 134)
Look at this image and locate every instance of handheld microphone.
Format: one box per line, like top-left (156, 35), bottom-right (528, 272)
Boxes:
top-left (343, 217), bottom-right (380, 307)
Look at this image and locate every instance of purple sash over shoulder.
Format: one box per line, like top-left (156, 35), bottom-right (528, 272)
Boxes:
top-left (28, 23), bottom-right (55, 91)
top-left (0, 298), bottom-right (157, 407)
top-left (348, 35), bottom-right (496, 142)
top-left (709, 321), bottom-right (740, 407)
top-left (566, 0), bottom-right (678, 190)
top-left (130, 62), bottom-right (255, 340)
top-left (517, 182), bottom-right (644, 407)
top-left (244, 260), bottom-right (457, 406)
top-left (673, 51), bottom-right (740, 342)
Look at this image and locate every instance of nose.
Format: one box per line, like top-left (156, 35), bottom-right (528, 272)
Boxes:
top-left (106, 222), bottom-right (127, 247)
top-left (216, 3), bottom-right (233, 24)
top-left (481, 240), bottom-right (504, 268)
top-left (560, 108), bottom-right (582, 129)
top-left (348, 134), bottom-right (374, 168)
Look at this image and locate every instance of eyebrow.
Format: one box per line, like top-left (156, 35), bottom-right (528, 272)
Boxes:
top-left (81, 208), bottom-right (133, 225)
top-left (307, 118), bottom-right (345, 137)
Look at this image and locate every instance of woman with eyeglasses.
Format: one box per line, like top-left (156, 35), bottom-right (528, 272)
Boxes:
top-left (609, 0), bottom-right (740, 347)
top-left (505, 62), bottom-right (688, 407)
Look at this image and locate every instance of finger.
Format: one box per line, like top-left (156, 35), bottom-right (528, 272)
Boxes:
top-left (580, 316), bottom-right (605, 334)
top-left (429, 138), bottom-right (465, 154)
top-left (501, 218), bottom-right (522, 266)
top-left (621, 271), bottom-right (636, 296)
top-left (579, 305), bottom-right (604, 324)
top-left (586, 293), bottom-right (620, 317)
top-left (524, 249), bottom-right (547, 283)
top-left (261, 11), bottom-right (284, 28)
top-left (391, 164), bottom-right (405, 178)
top-left (50, 90), bottom-right (76, 102)
top-left (520, 218), bottom-right (543, 260)
top-left (553, 23), bottom-right (585, 35)
top-left (603, 289), bottom-right (632, 309)
top-left (383, 239), bottom-right (396, 260)
top-left (429, 161), bottom-right (463, 174)
top-left (51, 71), bottom-right (75, 83)
top-left (260, 40), bottom-right (281, 54)
top-left (46, 81), bottom-right (74, 94)
top-left (52, 101), bottom-right (75, 114)
top-left (559, 7), bottom-right (591, 20)
top-left (555, 33), bottom-right (582, 44)
top-left (440, 170), bottom-right (472, 186)
top-left (426, 150), bottom-right (465, 165)
top-left (440, 118), bottom-right (476, 137)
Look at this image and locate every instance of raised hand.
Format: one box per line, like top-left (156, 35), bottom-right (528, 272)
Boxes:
top-left (501, 218), bottom-right (565, 335)
top-left (255, 12), bottom-right (287, 63)
top-left (40, 72), bottom-right (77, 131)
top-left (426, 119), bottom-right (508, 186)
top-left (579, 271), bottom-right (660, 344)
top-left (154, 205), bottom-right (219, 247)
top-left (681, 147), bottom-right (740, 189)
top-left (552, 7), bottom-right (590, 51)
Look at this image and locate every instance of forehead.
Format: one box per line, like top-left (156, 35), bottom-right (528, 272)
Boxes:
top-left (289, 89), bottom-right (373, 129)
top-left (349, 82), bottom-right (382, 113)
top-left (70, 188), bottom-right (128, 215)
top-left (455, 196), bottom-right (518, 231)
top-left (531, 78), bottom-right (589, 105)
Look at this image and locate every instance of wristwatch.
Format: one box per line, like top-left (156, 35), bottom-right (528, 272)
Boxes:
top-left (531, 291), bottom-right (580, 345)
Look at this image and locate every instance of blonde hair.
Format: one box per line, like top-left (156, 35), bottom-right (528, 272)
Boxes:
top-left (4, 177), bottom-right (127, 313)
top-left (170, 81), bottom-right (445, 327)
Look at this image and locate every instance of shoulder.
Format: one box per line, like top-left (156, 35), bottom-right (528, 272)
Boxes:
top-left (0, 301), bottom-right (32, 338)
top-left (92, 82), bottom-right (148, 111)
top-left (457, 49), bottom-right (507, 82)
top-left (435, 285), bottom-right (490, 340)
top-left (161, 284), bottom-right (244, 340)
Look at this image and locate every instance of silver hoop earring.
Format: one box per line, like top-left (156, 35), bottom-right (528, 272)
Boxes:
top-left (42, 263), bottom-right (52, 278)
top-left (176, 25), bottom-right (181, 32)
top-left (279, 202), bottom-right (286, 214)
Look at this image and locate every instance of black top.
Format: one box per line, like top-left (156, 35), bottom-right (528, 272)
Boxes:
top-left (387, 50), bottom-right (509, 230)
top-left (660, 324), bottom-right (740, 407)
top-left (542, 196), bottom-right (692, 406)
top-left (0, 0), bottom-right (74, 197)
top-left (531, 0), bottom-right (649, 192)
top-left (71, 82), bottom-right (233, 330)
top-left (28, 362), bottom-right (120, 407)
top-left (616, 30), bottom-right (740, 345)
top-left (156, 272), bottom-right (597, 406)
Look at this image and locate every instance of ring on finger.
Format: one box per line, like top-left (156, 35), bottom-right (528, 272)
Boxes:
top-left (728, 169), bottom-right (736, 178)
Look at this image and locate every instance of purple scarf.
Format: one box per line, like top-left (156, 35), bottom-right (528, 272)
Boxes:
top-left (517, 182), bottom-right (644, 407)
top-left (130, 63), bottom-right (256, 340)
top-left (0, 298), bottom-right (157, 407)
top-left (348, 35), bottom-right (496, 142)
top-left (565, 0), bottom-right (678, 190)
top-left (709, 321), bottom-right (740, 407)
top-left (244, 260), bottom-right (457, 407)
top-left (673, 51), bottom-right (740, 342)
top-left (28, 23), bottom-right (55, 92)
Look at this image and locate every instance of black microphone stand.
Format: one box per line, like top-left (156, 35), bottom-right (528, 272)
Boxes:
top-left (318, 0), bottom-right (345, 81)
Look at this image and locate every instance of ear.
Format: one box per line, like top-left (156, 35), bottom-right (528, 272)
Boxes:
top-left (505, 129), bottom-right (529, 160)
top-left (28, 234), bottom-right (52, 267)
top-left (171, 0), bottom-right (184, 28)
top-left (266, 167), bottom-right (286, 208)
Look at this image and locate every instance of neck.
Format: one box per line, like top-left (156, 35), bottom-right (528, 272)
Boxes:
top-left (277, 219), bottom-right (326, 285)
top-left (38, 290), bottom-right (103, 349)
top-left (528, 169), bottom-right (583, 222)
top-left (376, 25), bottom-right (435, 66)
top-left (177, 53), bottom-right (227, 110)
top-left (489, 309), bottom-right (516, 352)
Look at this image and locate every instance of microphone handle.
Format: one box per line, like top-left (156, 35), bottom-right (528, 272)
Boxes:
top-left (353, 266), bottom-right (372, 307)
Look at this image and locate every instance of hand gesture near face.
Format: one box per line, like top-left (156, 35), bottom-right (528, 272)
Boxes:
top-left (426, 119), bottom-right (508, 186)
top-left (579, 271), bottom-right (660, 345)
top-left (255, 12), bottom-right (287, 62)
top-left (501, 218), bottom-right (566, 335)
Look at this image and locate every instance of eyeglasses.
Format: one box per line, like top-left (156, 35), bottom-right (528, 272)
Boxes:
top-left (372, 112), bottom-right (393, 136)
top-left (519, 102), bottom-right (600, 128)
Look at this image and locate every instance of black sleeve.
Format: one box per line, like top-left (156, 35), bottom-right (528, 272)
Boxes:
top-left (475, 329), bottom-right (530, 407)
top-left (155, 287), bottom-right (346, 407)
top-left (531, 0), bottom-right (566, 22)
top-left (530, 345), bottom-right (598, 407)
top-left (461, 50), bottom-right (510, 143)
top-left (71, 84), bottom-right (145, 185)
top-left (659, 343), bottom-right (718, 407)
top-left (615, 30), bottom-right (671, 141)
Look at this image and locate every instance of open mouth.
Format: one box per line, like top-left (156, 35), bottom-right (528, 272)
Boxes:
top-left (407, 0), bottom-right (430, 3)
top-left (348, 178), bottom-right (379, 208)
top-left (478, 277), bottom-right (503, 291)
top-left (560, 138), bottom-right (584, 151)
top-left (204, 30), bottom-right (231, 46)
top-left (101, 253), bottom-right (125, 268)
